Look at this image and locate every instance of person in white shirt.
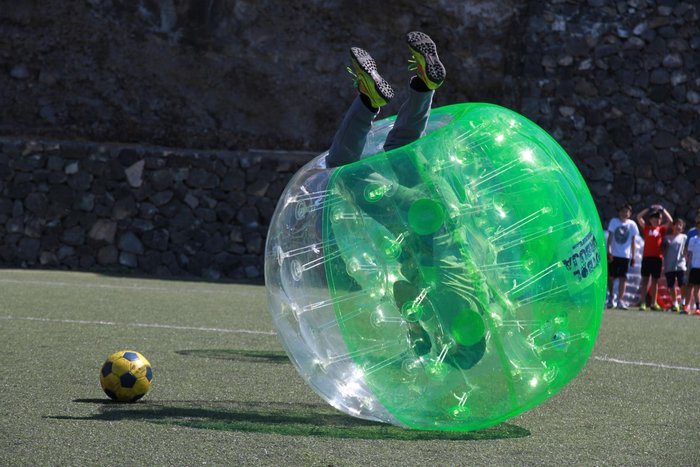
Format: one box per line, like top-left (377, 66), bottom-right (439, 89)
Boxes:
top-left (683, 232), bottom-right (700, 315)
top-left (685, 208), bottom-right (700, 310)
top-left (606, 203), bottom-right (639, 309)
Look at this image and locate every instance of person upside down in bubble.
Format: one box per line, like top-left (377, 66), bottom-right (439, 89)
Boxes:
top-left (326, 32), bottom-right (486, 370)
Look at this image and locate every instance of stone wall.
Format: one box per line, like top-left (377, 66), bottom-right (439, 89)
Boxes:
top-left (0, 0), bottom-right (525, 149)
top-left (0, 138), bottom-right (310, 280)
top-left (519, 0), bottom-right (700, 222)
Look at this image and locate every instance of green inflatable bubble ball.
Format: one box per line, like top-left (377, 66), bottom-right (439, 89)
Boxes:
top-left (265, 103), bottom-right (606, 431)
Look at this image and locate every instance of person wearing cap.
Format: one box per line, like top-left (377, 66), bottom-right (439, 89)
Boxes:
top-left (636, 204), bottom-right (673, 310)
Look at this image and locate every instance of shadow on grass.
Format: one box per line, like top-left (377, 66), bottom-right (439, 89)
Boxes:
top-left (51, 399), bottom-right (530, 441)
top-left (175, 349), bottom-right (290, 364)
top-left (55, 350), bottom-right (531, 440)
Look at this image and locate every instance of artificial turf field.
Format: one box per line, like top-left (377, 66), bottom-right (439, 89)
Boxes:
top-left (0, 269), bottom-right (698, 466)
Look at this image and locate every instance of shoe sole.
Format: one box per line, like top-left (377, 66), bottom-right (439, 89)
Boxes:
top-left (350, 47), bottom-right (394, 106)
top-left (407, 31), bottom-right (446, 89)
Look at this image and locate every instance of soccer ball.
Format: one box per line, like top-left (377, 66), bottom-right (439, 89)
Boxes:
top-left (100, 350), bottom-right (153, 402)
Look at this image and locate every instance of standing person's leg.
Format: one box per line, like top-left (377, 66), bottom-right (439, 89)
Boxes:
top-left (618, 275), bottom-right (628, 308)
top-left (650, 278), bottom-right (659, 308)
top-left (327, 47), bottom-right (394, 168)
top-left (638, 275), bottom-right (649, 309)
top-left (638, 257), bottom-right (651, 309)
top-left (650, 258), bottom-right (662, 310)
top-left (606, 274), bottom-right (615, 308)
top-left (679, 273), bottom-right (687, 307)
top-left (682, 271), bottom-right (699, 313)
top-left (683, 283), bottom-right (693, 314)
top-left (666, 272), bottom-right (677, 309)
top-left (615, 257), bottom-right (631, 309)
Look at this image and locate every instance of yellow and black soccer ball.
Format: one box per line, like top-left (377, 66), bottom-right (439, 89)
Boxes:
top-left (100, 350), bottom-right (153, 402)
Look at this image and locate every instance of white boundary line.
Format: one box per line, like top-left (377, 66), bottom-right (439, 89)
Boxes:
top-left (594, 355), bottom-right (700, 372)
top-left (3, 315), bottom-right (697, 371)
top-left (0, 278), bottom-right (254, 295)
top-left (0, 315), bottom-right (276, 336)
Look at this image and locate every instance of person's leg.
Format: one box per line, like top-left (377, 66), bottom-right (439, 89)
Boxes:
top-left (678, 273), bottom-right (686, 307)
top-left (327, 96), bottom-right (379, 168)
top-left (614, 257), bottom-right (630, 309)
top-left (327, 47), bottom-right (394, 168)
top-left (606, 275), bottom-right (615, 308)
top-left (666, 273), bottom-right (677, 309)
top-left (383, 31), bottom-right (445, 152)
top-left (650, 277), bottom-right (659, 308)
top-left (383, 82), bottom-right (435, 151)
top-left (692, 269), bottom-right (700, 312)
top-left (607, 257), bottom-right (620, 307)
top-left (650, 258), bottom-right (663, 309)
top-left (638, 275), bottom-right (649, 309)
top-left (638, 256), bottom-right (652, 309)
top-left (683, 279), bottom-right (698, 313)
top-left (618, 276), bottom-right (628, 308)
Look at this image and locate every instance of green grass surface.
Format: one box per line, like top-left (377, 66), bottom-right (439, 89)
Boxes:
top-left (1, 269), bottom-right (698, 465)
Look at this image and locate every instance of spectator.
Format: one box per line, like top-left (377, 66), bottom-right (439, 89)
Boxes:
top-left (686, 208), bottom-right (700, 311)
top-left (606, 203), bottom-right (638, 309)
top-left (636, 204), bottom-right (673, 311)
top-left (684, 229), bottom-right (700, 315)
top-left (662, 218), bottom-right (687, 311)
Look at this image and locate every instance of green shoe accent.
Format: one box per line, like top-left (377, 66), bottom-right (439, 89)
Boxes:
top-left (348, 47), bottom-right (394, 108)
top-left (407, 31), bottom-right (446, 90)
top-left (639, 304), bottom-right (647, 311)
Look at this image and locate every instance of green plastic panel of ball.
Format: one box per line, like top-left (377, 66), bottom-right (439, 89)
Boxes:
top-left (323, 103), bottom-right (606, 431)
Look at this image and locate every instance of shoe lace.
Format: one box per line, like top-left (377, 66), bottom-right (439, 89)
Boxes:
top-left (407, 57), bottom-right (418, 72)
top-left (346, 66), bottom-right (360, 87)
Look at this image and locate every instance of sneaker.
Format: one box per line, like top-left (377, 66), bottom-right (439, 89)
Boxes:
top-left (616, 302), bottom-right (628, 310)
top-left (407, 31), bottom-right (446, 90)
top-left (650, 304), bottom-right (662, 311)
top-left (393, 280), bottom-right (433, 355)
top-left (348, 47), bottom-right (394, 109)
top-left (680, 306), bottom-right (689, 315)
top-left (639, 303), bottom-right (647, 311)
top-left (672, 304), bottom-right (681, 312)
top-left (695, 309), bottom-right (700, 316)
top-left (606, 299), bottom-right (614, 309)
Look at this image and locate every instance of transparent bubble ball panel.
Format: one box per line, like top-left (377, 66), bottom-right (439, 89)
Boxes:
top-left (264, 103), bottom-right (606, 431)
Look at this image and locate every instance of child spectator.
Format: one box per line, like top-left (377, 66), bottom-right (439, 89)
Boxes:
top-left (684, 230), bottom-right (700, 315)
top-left (686, 208), bottom-right (700, 310)
top-left (636, 204), bottom-right (673, 311)
top-left (606, 203), bottom-right (639, 309)
top-left (662, 218), bottom-right (687, 311)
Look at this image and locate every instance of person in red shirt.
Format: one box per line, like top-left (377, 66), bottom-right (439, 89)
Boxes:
top-left (636, 204), bottom-right (673, 310)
